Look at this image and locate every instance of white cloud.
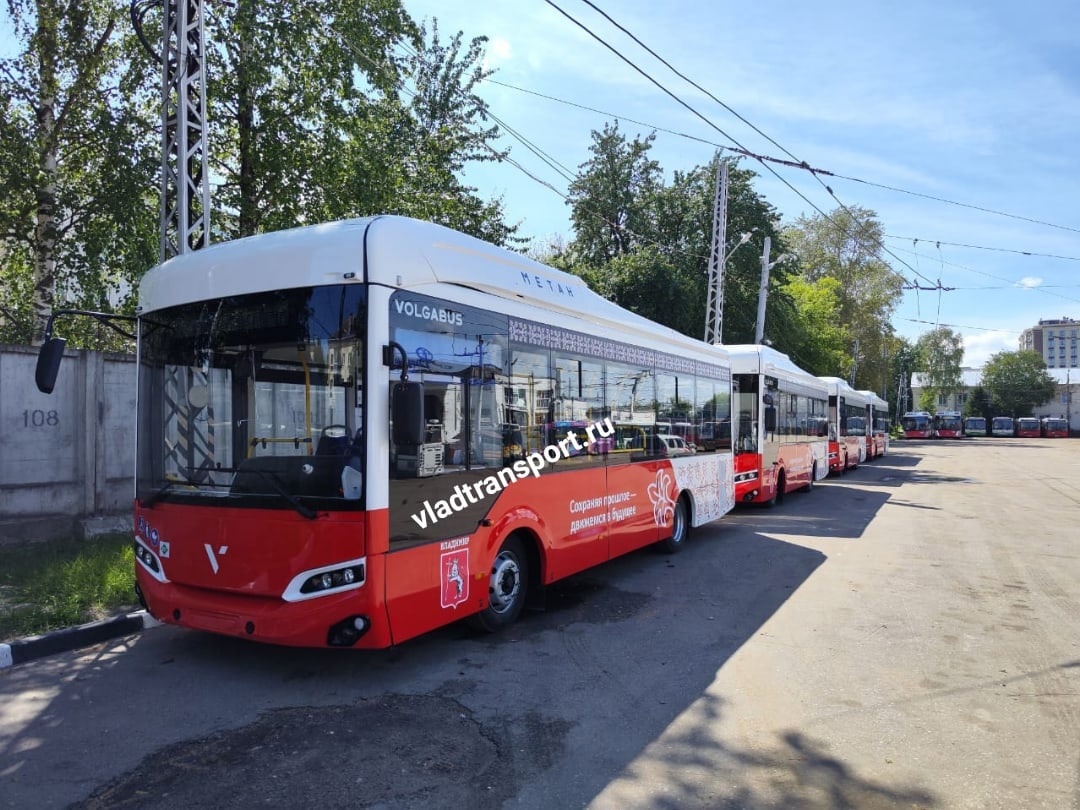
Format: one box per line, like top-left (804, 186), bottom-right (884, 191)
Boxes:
top-left (962, 330), bottom-right (1016, 368)
top-left (1017, 276), bottom-right (1043, 288)
top-left (486, 36), bottom-right (512, 65)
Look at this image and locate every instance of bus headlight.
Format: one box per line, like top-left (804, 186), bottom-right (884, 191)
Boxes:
top-left (282, 558), bottom-right (366, 602)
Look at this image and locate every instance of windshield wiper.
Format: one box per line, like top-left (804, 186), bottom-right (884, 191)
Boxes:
top-left (140, 464), bottom-right (217, 509)
top-left (141, 480), bottom-right (174, 509)
top-left (242, 468), bottom-right (319, 520)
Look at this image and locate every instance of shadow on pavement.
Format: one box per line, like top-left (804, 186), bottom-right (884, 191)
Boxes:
top-left (1, 516), bottom-right (940, 809)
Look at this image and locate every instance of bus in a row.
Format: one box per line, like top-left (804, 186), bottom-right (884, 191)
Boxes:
top-left (1041, 417), bottom-right (1069, 438)
top-left (728, 345), bottom-right (829, 506)
top-left (900, 410), bottom-right (933, 438)
top-left (935, 411), bottom-right (963, 439)
top-left (34, 216), bottom-right (887, 651)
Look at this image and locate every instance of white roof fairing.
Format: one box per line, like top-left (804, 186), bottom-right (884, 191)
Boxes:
top-left (726, 344), bottom-right (828, 397)
top-left (135, 215), bottom-right (730, 368)
top-left (138, 219), bottom-right (371, 313)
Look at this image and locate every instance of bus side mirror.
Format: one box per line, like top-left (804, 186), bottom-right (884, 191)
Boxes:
top-left (35, 337), bottom-right (67, 394)
top-left (391, 381), bottom-right (425, 446)
top-left (763, 405), bottom-right (777, 433)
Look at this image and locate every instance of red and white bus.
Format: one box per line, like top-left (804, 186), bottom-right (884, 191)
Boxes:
top-left (861, 391), bottom-right (890, 458)
top-left (728, 345), bottom-right (829, 505)
top-left (819, 377), bottom-right (867, 471)
top-left (900, 411), bottom-right (934, 439)
top-left (1014, 417), bottom-right (1041, 438)
top-left (40, 216), bottom-right (737, 649)
top-left (934, 410), bottom-right (963, 439)
top-left (1041, 417), bottom-right (1069, 438)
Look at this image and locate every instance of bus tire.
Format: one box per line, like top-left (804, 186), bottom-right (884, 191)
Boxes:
top-left (471, 535), bottom-right (528, 632)
top-left (804, 463), bottom-right (816, 492)
top-left (659, 496), bottom-right (689, 553)
top-left (767, 470), bottom-right (786, 507)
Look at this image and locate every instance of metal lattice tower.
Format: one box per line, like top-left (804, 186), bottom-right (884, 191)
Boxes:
top-left (132, 0), bottom-right (214, 483)
top-left (160, 0), bottom-right (210, 260)
top-left (704, 162), bottom-right (729, 345)
top-left (132, 0), bottom-right (211, 262)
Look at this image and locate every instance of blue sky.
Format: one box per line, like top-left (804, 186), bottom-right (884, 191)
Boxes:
top-left (4, 2), bottom-right (1079, 367)
top-left (400, 0), bottom-right (1080, 367)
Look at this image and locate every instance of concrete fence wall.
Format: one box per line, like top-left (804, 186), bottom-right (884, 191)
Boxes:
top-left (0, 344), bottom-right (136, 530)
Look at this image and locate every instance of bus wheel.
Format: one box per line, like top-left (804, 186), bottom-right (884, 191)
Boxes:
top-left (767, 471), bottom-right (786, 507)
top-left (804, 463), bottom-right (816, 492)
top-left (471, 536), bottom-right (528, 632)
top-left (659, 496), bottom-right (689, 553)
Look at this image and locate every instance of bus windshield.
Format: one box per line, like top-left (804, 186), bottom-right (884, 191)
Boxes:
top-left (136, 285), bottom-right (366, 512)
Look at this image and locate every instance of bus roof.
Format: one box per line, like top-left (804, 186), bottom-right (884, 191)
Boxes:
top-left (818, 376), bottom-right (868, 405)
top-left (857, 389), bottom-right (889, 410)
top-left (137, 215), bottom-right (730, 364)
top-left (726, 344), bottom-right (828, 396)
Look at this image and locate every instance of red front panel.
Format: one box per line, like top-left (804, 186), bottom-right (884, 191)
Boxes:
top-left (826, 440), bottom-right (844, 473)
top-left (134, 503), bottom-right (390, 648)
top-left (734, 453), bottom-right (762, 502)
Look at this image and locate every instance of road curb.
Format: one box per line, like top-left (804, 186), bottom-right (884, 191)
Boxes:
top-left (0, 610), bottom-right (160, 670)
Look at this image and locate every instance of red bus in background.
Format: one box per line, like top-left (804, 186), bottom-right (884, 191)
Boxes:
top-left (1041, 417), bottom-right (1069, 438)
top-left (729, 345), bottom-right (829, 505)
top-left (1014, 417), bottom-right (1041, 438)
top-left (819, 377), bottom-right (867, 471)
top-left (935, 411), bottom-right (963, 439)
top-left (900, 411), bottom-right (934, 439)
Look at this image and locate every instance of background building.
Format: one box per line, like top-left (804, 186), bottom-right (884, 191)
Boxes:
top-left (1019, 317), bottom-right (1079, 369)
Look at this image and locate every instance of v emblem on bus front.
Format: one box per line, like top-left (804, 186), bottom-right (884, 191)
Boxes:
top-left (204, 544), bottom-right (228, 574)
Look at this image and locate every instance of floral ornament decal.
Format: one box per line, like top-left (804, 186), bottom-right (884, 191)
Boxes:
top-left (648, 469), bottom-right (676, 527)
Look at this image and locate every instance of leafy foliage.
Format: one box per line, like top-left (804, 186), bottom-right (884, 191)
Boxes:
top-left (964, 385), bottom-right (992, 420)
top-left (781, 275), bottom-right (851, 377)
top-left (915, 326), bottom-right (965, 411)
top-left (565, 131), bottom-right (798, 345)
top-left (1, 3), bottom-right (523, 348)
top-left (980, 350), bottom-right (1057, 418)
top-left (783, 207), bottom-right (903, 390)
top-left (0, 0), bottom-right (158, 343)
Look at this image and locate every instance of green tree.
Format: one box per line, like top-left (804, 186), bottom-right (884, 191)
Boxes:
top-left (782, 275), bottom-right (850, 377)
top-left (1, 0), bottom-right (158, 343)
top-left (980, 350), bottom-right (1057, 418)
top-left (577, 246), bottom-right (697, 336)
top-left (889, 337), bottom-right (919, 416)
top-left (334, 21), bottom-right (519, 246)
top-left (964, 385), bottom-right (992, 421)
top-left (566, 141), bottom-right (792, 343)
top-left (208, 0), bottom-right (416, 238)
top-left (915, 326), bottom-right (965, 411)
top-left (783, 206), bottom-right (904, 390)
top-left (567, 121), bottom-right (662, 266)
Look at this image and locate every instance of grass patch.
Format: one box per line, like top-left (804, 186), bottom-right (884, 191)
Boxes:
top-left (0, 532), bottom-right (136, 642)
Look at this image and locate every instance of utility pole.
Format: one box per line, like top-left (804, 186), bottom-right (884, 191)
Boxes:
top-left (754, 237), bottom-right (771, 344)
top-left (753, 238), bottom-right (793, 345)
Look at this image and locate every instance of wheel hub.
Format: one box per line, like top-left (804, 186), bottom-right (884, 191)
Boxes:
top-left (489, 553), bottom-right (520, 613)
